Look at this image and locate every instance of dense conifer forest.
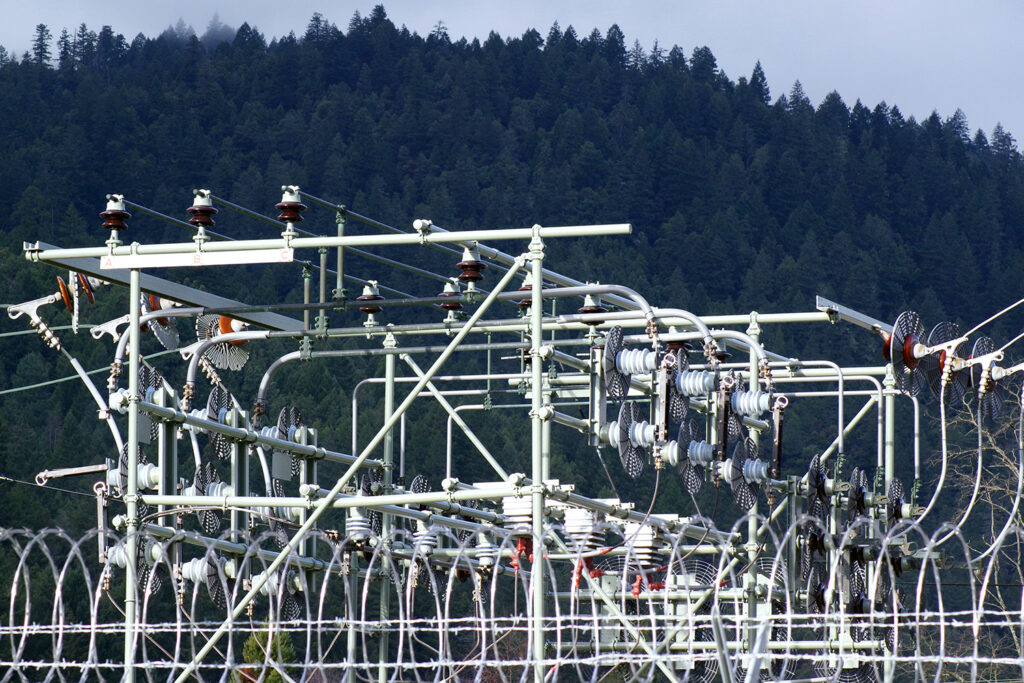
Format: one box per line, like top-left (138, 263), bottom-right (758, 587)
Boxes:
top-left (1, 6), bottom-right (1022, 530)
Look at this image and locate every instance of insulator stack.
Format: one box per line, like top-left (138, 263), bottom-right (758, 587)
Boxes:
top-left (577, 290), bottom-right (607, 316)
top-left (742, 457), bottom-right (770, 484)
top-left (438, 280), bottom-right (462, 310)
top-left (456, 243), bottom-right (486, 286)
top-left (627, 420), bottom-right (656, 448)
top-left (56, 277), bottom-right (73, 312)
top-left (346, 509), bottom-right (371, 542)
top-left (474, 535), bottom-right (497, 568)
top-left (275, 186), bottom-right (307, 223)
top-left (731, 389), bottom-right (772, 417)
top-left (187, 190), bottom-right (218, 227)
top-left (517, 271), bottom-right (540, 310)
top-left (688, 440), bottom-right (715, 465)
top-left (502, 496), bottom-right (532, 535)
top-left (665, 340), bottom-right (692, 354)
top-left (563, 507), bottom-right (603, 553)
top-left (675, 369), bottom-right (716, 396)
top-left (180, 556), bottom-right (213, 584)
top-left (356, 281), bottom-right (384, 314)
top-left (616, 347), bottom-right (658, 375)
top-left (100, 195), bottom-right (131, 231)
top-left (622, 521), bottom-right (662, 568)
top-left (413, 528), bottom-right (439, 554)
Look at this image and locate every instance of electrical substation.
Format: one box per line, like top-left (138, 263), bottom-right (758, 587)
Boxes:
top-left (3, 186), bottom-right (1021, 682)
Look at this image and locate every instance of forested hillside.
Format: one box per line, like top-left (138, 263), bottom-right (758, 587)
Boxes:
top-left (1, 6), bottom-right (1022, 529)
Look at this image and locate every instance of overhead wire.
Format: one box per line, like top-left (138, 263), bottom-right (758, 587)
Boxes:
top-left (0, 348), bottom-right (179, 396)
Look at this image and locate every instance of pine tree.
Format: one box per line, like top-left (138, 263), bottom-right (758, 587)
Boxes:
top-left (56, 29), bottom-right (73, 71)
top-left (750, 61), bottom-right (770, 104)
top-left (31, 24), bottom-right (52, 65)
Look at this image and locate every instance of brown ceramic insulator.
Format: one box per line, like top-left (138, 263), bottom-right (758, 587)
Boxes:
top-left (217, 316), bottom-right (248, 346)
top-left (356, 294), bottom-right (384, 314)
top-left (438, 290), bottom-right (462, 311)
top-left (715, 350), bottom-right (733, 362)
top-left (100, 208), bottom-right (131, 231)
top-left (666, 340), bottom-right (693, 353)
top-left (275, 201), bottom-right (307, 223)
top-left (517, 284), bottom-right (536, 310)
top-left (186, 204), bottom-right (218, 227)
top-left (457, 260), bottom-right (486, 283)
top-left (78, 274), bottom-right (95, 304)
top-left (903, 333), bottom-right (920, 369)
top-left (148, 295), bottom-right (170, 326)
top-left (57, 277), bottom-right (73, 312)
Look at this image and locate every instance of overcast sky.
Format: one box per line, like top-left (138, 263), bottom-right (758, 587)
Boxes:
top-left (2, 1), bottom-right (1020, 142)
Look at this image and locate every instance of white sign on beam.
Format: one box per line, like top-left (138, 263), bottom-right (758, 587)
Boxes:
top-left (100, 248), bottom-right (294, 270)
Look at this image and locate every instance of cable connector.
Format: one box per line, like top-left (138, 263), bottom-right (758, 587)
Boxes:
top-left (413, 218), bottom-right (433, 243)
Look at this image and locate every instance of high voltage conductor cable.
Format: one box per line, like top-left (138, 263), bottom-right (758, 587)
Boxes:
top-left (0, 348), bottom-right (179, 396)
top-left (123, 200), bottom-right (233, 241)
top-left (0, 473), bottom-right (96, 498)
top-left (298, 190), bottom-right (609, 305)
top-left (965, 295), bottom-right (1024, 337)
top-left (0, 324), bottom-right (94, 337)
top-left (133, 192), bottom-right (422, 302)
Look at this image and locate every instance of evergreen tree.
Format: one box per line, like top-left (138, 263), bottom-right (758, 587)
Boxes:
top-left (31, 24), bottom-right (52, 65)
top-left (750, 60), bottom-right (770, 104)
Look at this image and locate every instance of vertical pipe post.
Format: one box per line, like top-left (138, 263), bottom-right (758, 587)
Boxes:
top-left (302, 265), bottom-right (312, 330)
top-left (346, 560), bottom-right (358, 683)
top-left (884, 365), bottom-right (896, 491)
top-left (123, 267), bottom-right (141, 682)
top-left (745, 312), bottom-right (760, 656)
top-left (542, 388), bottom-right (552, 481)
top-left (528, 227), bottom-right (546, 683)
top-left (156, 387), bottom-right (177, 527)
top-left (379, 332), bottom-right (397, 683)
top-left (334, 210), bottom-right (346, 301)
top-left (229, 408), bottom-right (249, 542)
top-left (318, 246), bottom-right (328, 331)
top-left (882, 365), bottom-right (896, 683)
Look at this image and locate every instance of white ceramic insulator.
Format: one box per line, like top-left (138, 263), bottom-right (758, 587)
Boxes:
top-left (676, 370), bottom-right (716, 396)
top-left (731, 390), bottom-right (771, 417)
top-left (628, 421), bottom-right (656, 447)
top-left (607, 422), bottom-right (620, 447)
top-left (413, 529), bottom-right (438, 554)
top-left (138, 463), bottom-right (161, 490)
top-left (662, 441), bottom-right (680, 468)
top-left (345, 515), bottom-right (371, 541)
top-left (207, 480), bottom-right (234, 497)
top-left (188, 408), bottom-right (212, 431)
top-left (563, 507), bottom-right (601, 550)
top-left (180, 556), bottom-right (209, 584)
top-left (689, 441), bottom-right (714, 466)
top-left (252, 569), bottom-right (282, 596)
top-left (502, 496), bottom-right (533, 528)
top-left (616, 348), bottom-right (657, 375)
top-left (475, 536), bottom-right (496, 567)
top-left (743, 459), bottom-right (769, 484)
top-left (277, 504), bottom-right (302, 523)
top-left (108, 545), bottom-right (129, 569)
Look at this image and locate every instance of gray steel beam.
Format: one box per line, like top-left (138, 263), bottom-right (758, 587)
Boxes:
top-left (31, 242), bottom-right (304, 331)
